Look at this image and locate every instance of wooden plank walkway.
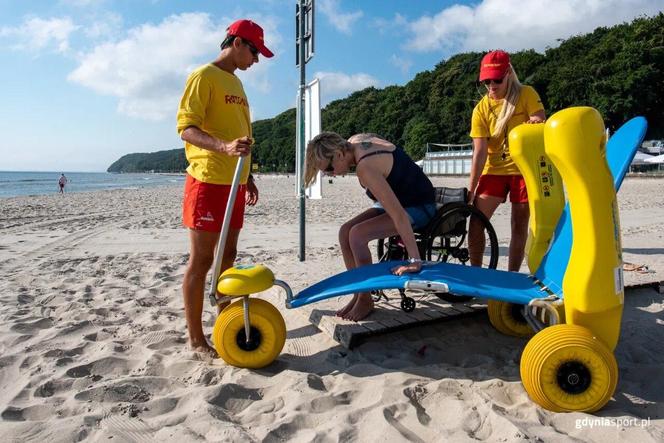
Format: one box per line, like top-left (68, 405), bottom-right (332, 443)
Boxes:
top-left (295, 291), bottom-right (487, 349)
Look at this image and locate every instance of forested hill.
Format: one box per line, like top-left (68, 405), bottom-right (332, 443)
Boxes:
top-left (107, 149), bottom-right (186, 173)
top-left (108, 14), bottom-right (664, 173)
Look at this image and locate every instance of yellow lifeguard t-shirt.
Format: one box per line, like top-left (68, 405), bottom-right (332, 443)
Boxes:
top-left (176, 64), bottom-right (252, 185)
top-left (470, 85), bottom-right (544, 175)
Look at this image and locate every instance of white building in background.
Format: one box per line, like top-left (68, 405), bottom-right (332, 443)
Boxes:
top-left (641, 140), bottom-right (664, 155)
top-left (422, 143), bottom-right (473, 175)
top-left (630, 140), bottom-right (664, 173)
top-left (421, 139), bottom-right (664, 176)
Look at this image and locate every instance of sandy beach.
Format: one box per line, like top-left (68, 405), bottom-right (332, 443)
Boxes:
top-left (0, 175), bottom-right (663, 442)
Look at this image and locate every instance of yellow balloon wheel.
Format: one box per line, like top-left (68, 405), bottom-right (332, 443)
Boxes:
top-left (487, 300), bottom-right (534, 337)
top-left (212, 298), bottom-right (286, 368)
top-left (520, 324), bottom-right (618, 412)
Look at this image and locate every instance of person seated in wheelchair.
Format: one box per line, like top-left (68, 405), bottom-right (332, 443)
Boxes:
top-left (304, 132), bottom-right (437, 321)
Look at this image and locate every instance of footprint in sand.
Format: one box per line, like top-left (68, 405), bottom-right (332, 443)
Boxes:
top-left (382, 405), bottom-right (426, 443)
top-left (8, 308), bottom-right (32, 320)
top-left (75, 376), bottom-right (175, 403)
top-left (2, 404), bottom-right (54, 422)
top-left (206, 383), bottom-right (263, 415)
top-left (10, 335), bottom-right (31, 346)
top-left (34, 378), bottom-right (74, 398)
top-left (55, 357), bottom-right (74, 366)
top-left (403, 385), bottom-right (431, 426)
top-left (309, 390), bottom-right (353, 413)
top-left (262, 413), bottom-right (321, 441)
top-left (306, 374), bottom-right (326, 392)
top-left (65, 356), bottom-right (135, 378)
top-left (141, 397), bottom-right (179, 417)
top-left (17, 292), bottom-right (34, 304)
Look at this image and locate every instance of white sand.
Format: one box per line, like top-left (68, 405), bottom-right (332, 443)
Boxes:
top-left (0, 175), bottom-right (662, 442)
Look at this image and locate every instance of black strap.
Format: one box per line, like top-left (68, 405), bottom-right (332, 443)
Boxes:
top-left (357, 150), bottom-right (393, 164)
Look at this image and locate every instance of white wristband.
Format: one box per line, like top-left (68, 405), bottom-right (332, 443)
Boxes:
top-left (408, 258), bottom-right (421, 264)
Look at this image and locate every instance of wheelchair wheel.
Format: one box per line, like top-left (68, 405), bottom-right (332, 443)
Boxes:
top-left (426, 205), bottom-right (498, 302)
top-left (400, 296), bottom-right (416, 313)
top-left (426, 204), bottom-right (498, 267)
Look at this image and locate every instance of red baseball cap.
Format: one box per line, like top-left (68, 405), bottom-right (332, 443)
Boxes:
top-left (226, 19), bottom-right (274, 58)
top-left (479, 50), bottom-right (510, 81)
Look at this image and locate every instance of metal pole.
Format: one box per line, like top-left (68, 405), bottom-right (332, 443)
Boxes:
top-left (298, 0), bottom-right (306, 262)
top-left (207, 156), bottom-right (246, 306)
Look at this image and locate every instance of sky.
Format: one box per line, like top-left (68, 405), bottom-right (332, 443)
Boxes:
top-left (1, 0), bottom-right (662, 172)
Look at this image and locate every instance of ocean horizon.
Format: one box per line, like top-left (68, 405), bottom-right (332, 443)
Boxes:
top-left (0, 171), bottom-right (185, 198)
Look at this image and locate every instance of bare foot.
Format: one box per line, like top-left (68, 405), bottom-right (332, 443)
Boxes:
top-left (189, 340), bottom-right (218, 358)
top-left (336, 294), bottom-right (358, 317)
top-left (341, 293), bottom-right (374, 321)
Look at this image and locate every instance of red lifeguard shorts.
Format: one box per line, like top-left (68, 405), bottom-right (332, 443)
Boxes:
top-left (182, 174), bottom-right (246, 231)
top-left (476, 174), bottom-right (528, 203)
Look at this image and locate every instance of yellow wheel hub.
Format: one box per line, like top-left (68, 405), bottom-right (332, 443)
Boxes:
top-left (488, 300), bottom-right (534, 337)
top-left (212, 298), bottom-right (286, 368)
top-left (520, 324), bottom-right (618, 412)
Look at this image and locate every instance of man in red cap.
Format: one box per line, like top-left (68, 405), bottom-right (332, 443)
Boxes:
top-left (176, 19), bottom-right (273, 356)
top-left (468, 49), bottom-right (545, 273)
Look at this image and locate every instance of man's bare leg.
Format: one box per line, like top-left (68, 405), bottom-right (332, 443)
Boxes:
top-left (183, 228), bottom-right (241, 356)
top-left (183, 229), bottom-right (219, 355)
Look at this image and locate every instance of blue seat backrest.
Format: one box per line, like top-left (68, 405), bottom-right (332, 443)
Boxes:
top-left (533, 117), bottom-right (648, 295)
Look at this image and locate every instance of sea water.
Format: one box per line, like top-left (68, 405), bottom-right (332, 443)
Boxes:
top-left (0, 171), bottom-right (185, 198)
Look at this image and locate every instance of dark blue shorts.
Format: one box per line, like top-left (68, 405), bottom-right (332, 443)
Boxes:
top-left (372, 202), bottom-right (437, 229)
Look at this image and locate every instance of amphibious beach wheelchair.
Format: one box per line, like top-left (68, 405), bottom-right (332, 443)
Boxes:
top-left (374, 186), bottom-right (499, 311)
top-left (207, 106), bottom-right (647, 414)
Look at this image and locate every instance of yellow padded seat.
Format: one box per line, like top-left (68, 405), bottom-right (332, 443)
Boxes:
top-left (217, 264), bottom-right (275, 296)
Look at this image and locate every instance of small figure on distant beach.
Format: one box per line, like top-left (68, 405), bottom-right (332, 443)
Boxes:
top-left (176, 19), bottom-right (272, 356)
top-left (468, 50), bottom-right (545, 272)
top-left (58, 174), bottom-right (67, 194)
top-left (304, 132), bottom-right (436, 321)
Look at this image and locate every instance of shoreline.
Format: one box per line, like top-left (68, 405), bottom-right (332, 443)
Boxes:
top-left (3, 170), bottom-right (664, 200)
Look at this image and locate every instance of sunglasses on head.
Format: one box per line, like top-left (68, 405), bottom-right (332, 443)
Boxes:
top-left (242, 39), bottom-right (259, 56)
top-left (482, 77), bottom-right (504, 86)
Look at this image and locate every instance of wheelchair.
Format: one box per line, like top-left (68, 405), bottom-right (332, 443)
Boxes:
top-left (374, 187), bottom-right (499, 312)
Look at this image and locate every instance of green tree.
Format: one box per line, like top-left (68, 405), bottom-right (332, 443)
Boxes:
top-left (403, 115), bottom-right (438, 160)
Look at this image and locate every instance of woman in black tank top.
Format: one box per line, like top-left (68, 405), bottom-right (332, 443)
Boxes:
top-left (304, 131), bottom-right (436, 321)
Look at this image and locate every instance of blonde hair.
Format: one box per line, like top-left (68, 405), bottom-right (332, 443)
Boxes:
top-left (492, 66), bottom-right (523, 137)
top-left (304, 132), bottom-right (352, 187)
